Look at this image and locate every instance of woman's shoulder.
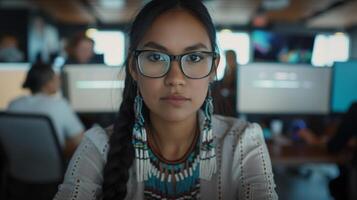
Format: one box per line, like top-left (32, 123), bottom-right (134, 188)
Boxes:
top-left (62, 125), bottom-right (111, 183)
top-left (54, 125), bottom-right (112, 199)
top-left (212, 114), bottom-right (247, 137)
top-left (84, 125), bottom-right (110, 141)
top-left (82, 125), bottom-right (111, 157)
top-left (215, 116), bottom-right (277, 199)
top-left (213, 114), bottom-right (264, 143)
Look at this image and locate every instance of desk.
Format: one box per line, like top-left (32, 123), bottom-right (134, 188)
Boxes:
top-left (267, 142), bottom-right (354, 165)
top-left (268, 142), bottom-right (356, 200)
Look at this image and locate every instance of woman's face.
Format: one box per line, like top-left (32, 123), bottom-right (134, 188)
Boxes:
top-left (131, 9), bottom-right (218, 122)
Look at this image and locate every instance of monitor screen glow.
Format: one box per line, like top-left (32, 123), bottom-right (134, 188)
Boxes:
top-left (0, 63), bottom-right (30, 110)
top-left (332, 61), bottom-right (357, 113)
top-left (63, 64), bottom-right (125, 113)
top-left (237, 63), bottom-right (331, 115)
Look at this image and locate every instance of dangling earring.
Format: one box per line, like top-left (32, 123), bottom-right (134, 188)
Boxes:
top-left (199, 85), bottom-right (217, 180)
top-left (204, 86), bottom-right (214, 122)
top-left (132, 89), bottom-right (151, 182)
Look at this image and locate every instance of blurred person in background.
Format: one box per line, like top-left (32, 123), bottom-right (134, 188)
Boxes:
top-left (298, 102), bottom-right (357, 200)
top-left (65, 33), bottom-right (103, 65)
top-left (0, 34), bottom-right (24, 62)
top-left (7, 63), bottom-right (84, 159)
top-left (297, 102), bottom-right (357, 150)
top-left (28, 16), bottom-right (60, 64)
top-left (211, 49), bottom-right (238, 117)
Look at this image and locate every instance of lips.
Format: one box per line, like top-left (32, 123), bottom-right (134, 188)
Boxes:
top-left (161, 95), bottom-right (190, 106)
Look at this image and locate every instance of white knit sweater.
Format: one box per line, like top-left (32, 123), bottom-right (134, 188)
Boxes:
top-left (54, 113), bottom-right (278, 200)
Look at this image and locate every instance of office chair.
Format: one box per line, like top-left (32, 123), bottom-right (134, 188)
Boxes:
top-left (0, 112), bottom-right (65, 200)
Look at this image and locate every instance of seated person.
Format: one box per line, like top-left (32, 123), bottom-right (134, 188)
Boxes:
top-left (0, 34), bottom-right (24, 62)
top-left (7, 63), bottom-right (84, 158)
top-left (297, 102), bottom-right (357, 149)
top-left (297, 102), bottom-right (357, 200)
top-left (211, 50), bottom-right (238, 117)
top-left (327, 102), bottom-right (357, 152)
top-left (65, 33), bottom-right (103, 65)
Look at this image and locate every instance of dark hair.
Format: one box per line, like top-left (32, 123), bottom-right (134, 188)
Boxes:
top-left (67, 32), bottom-right (94, 48)
top-left (225, 49), bottom-right (236, 58)
top-left (102, 0), bottom-right (217, 199)
top-left (66, 32), bottom-right (94, 57)
top-left (22, 63), bottom-right (55, 94)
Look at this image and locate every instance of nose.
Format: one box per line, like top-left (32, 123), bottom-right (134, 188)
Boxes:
top-left (164, 60), bottom-right (186, 86)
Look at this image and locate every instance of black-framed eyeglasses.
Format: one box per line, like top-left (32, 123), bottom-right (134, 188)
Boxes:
top-left (133, 50), bottom-right (219, 79)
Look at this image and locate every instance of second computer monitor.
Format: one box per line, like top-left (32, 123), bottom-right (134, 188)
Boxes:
top-left (332, 61), bottom-right (357, 113)
top-left (63, 64), bottom-right (125, 113)
top-left (237, 63), bottom-right (331, 115)
top-left (0, 63), bottom-right (30, 110)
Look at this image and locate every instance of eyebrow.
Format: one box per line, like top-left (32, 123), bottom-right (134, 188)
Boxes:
top-left (142, 42), bottom-right (209, 52)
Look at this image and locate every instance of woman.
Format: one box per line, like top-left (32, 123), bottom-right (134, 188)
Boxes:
top-left (54, 0), bottom-right (277, 199)
top-left (211, 50), bottom-right (238, 117)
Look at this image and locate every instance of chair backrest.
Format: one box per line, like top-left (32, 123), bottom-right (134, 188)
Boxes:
top-left (0, 112), bottom-right (64, 183)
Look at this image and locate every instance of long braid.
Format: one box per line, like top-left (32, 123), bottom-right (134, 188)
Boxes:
top-left (102, 66), bottom-right (136, 199)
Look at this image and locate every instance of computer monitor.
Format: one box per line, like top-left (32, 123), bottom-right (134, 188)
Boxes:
top-left (332, 61), bottom-right (357, 113)
top-left (0, 63), bottom-right (30, 110)
top-left (252, 30), bottom-right (314, 64)
top-left (63, 64), bottom-right (125, 113)
top-left (237, 63), bottom-right (331, 115)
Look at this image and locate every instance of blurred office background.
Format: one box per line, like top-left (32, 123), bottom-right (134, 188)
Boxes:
top-left (0, 0), bottom-right (356, 200)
